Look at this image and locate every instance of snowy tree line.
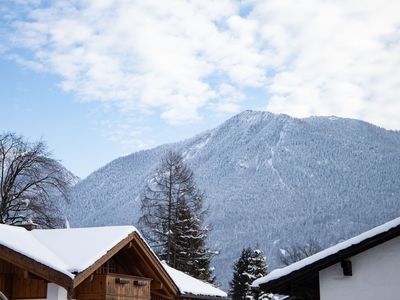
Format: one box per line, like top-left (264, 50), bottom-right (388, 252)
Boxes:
top-left (137, 149), bottom-right (322, 289)
top-left (62, 110), bottom-right (400, 288)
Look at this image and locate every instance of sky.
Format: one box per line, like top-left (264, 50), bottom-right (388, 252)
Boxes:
top-left (1, 0), bottom-right (400, 178)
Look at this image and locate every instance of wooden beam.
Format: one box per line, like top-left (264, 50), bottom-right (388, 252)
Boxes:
top-left (119, 248), bottom-right (148, 277)
top-left (0, 244), bottom-right (72, 289)
top-left (117, 247), bottom-right (157, 278)
top-left (113, 253), bottom-right (134, 275)
top-left (131, 233), bottom-right (178, 296)
top-left (128, 243), bottom-right (165, 289)
top-left (73, 233), bottom-right (136, 288)
top-left (152, 290), bottom-right (175, 299)
top-left (152, 280), bottom-right (164, 290)
top-left (341, 260), bottom-right (352, 276)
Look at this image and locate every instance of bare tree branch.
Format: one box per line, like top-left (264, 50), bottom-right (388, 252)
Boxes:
top-left (0, 132), bottom-right (73, 228)
top-left (278, 239), bottom-right (322, 266)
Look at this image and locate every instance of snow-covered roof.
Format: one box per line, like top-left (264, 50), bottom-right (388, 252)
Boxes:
top-left (0, 224), bottom-right (72, 277)
top-left (0, 224), bottom-right (137, 278)
top-left (162, 262), bottom-right (227, 298)
top-left (0, 224), bottom-right (227, 298)
top-left (252, 216), bottom-right (400, 288)
top-left (31, 226), bottom-right (137, 274)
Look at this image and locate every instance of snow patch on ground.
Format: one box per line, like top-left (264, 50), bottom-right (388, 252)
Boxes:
top-left (267, 122), bottom-right (290, 189)
top-left (238, 159), bottom-right (250, 169)
top-left (183, 132), bottom-right (213, 160)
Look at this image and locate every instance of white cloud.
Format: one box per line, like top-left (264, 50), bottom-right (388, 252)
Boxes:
top-left (250, 0), bottom-right (400, 129)
top-left (4, 0), bottom-right (400, 132)
top-left (208, 83), bottom-right (245, 113)
top-left (7, 0), bottom-right (265, 125)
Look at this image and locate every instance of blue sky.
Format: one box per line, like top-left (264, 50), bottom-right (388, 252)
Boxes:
top-left (0, 57), bottom-right (238, 177)
top-left (1, 0), bottom-right (400, 178)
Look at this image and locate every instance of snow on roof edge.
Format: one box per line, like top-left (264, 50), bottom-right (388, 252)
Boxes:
top-left (252, 216), bottom-right (400, 288)
top-left (0, 224), bottom-right (74, 278)
top-left (162, 262), bottom-right (227, 298)
top-left (0, 224), bottom-right (139, 279)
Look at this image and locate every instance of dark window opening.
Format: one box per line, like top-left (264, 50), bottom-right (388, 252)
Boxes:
top-left (98, 258), bottom-right (117, 274)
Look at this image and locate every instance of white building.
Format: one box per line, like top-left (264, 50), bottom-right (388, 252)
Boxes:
top-left (252, 217), bottom-right (400, 300)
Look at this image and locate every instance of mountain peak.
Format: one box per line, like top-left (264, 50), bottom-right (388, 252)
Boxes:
top-left (232, 109), bottom-right (274, 121)
top-left (64, 112), bottom-right (400, 289)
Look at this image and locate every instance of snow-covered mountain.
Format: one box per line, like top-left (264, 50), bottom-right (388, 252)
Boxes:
top-left (64, 110), bottom-right (400, 287)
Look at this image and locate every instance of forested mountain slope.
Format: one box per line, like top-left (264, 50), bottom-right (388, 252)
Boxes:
top-left (63, 111), bottom-right (400, 287)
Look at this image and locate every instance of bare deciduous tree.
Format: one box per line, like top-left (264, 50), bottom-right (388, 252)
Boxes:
top-left (279, 239), bottom-right (322, 266)
top-left (0, 132), bottom-right (71, 228)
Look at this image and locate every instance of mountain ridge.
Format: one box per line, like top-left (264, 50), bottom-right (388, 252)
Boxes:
top-left (64, 110), bottom-right (400, 288)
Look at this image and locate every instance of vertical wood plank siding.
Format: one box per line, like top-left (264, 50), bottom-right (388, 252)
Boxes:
top-left (76, 274), bottom-right (151, 300)
top-left (0, 259), bottom-right (47, 299)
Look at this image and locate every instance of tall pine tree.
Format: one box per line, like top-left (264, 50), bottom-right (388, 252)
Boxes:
top-left (139, 151), bottom-right (215, 282)
top-left (229, 248), bottom-right (253, 300)
top-left (174, 197), bottom-right (215, 282)
top-left (230, 247), bottom-right (270, 300)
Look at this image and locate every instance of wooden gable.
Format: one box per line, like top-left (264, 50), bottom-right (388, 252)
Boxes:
top-left (72, 232), bottom-right (178, 300)
top-left (0, 227), bottom-right (224, 300)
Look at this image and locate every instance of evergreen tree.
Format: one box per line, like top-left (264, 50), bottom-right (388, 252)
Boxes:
top-left (174, 197), bottom-right (215, 282)
top-left (229, 247), bottom-right (253, 300)
top-left (250, 249), bottom-right (269, 300)
top-left (230, 247), bottom-right (270, 300)
top-left (139, 151), bottom-right (215, 282)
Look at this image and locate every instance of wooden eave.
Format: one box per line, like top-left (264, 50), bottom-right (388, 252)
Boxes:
top-left (132, 232), bottom-right (179, 297)
top-left (177, 294), bottom-right (227, 300)
top-left (0, 244), bottom-right (73, 289)
top-left (258, 223), bottom-right (400, 295)
top-left (72, 232), bottom-right (136, 288)
top-left (72, 231), bottom-right (178, 297)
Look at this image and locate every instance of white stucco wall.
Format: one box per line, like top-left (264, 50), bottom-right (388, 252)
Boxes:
top-left (46, 283), bottom-right (67, 300)
top-left (319, 235), bottom-right (400, 300)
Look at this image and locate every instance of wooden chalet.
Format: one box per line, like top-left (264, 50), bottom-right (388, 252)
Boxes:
top-left (0, 224), bottom-right (226, 300)
top-left (252, 217), bottom-right (400, 300)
